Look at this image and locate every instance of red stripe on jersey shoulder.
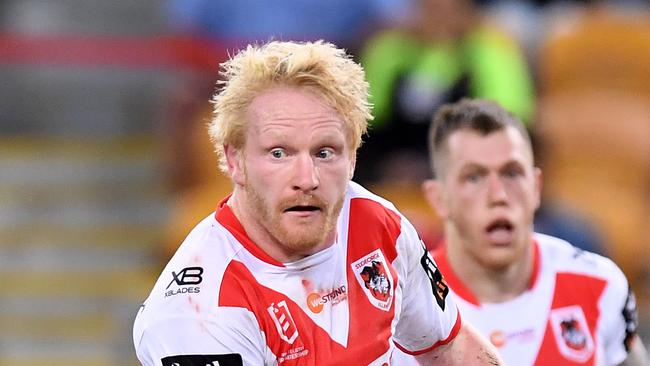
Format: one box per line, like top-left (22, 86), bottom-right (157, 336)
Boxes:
top-left (347, 197), bottom-right (400, 261)
top-left (344, 197), bottom-right (401, 362)
top-left (550, 272), bottom-right (607, 310)
top-left (534, 272), bottom-right (607, 366)
top-left (214, 199), bottom-right (284, 267)
top-left (528, 239), bottom-right (541, 289)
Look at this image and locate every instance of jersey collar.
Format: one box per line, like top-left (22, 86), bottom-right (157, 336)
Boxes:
top-left (214, 196), bottom-right (285, 267)
top-left (431, 238), bottom-right (540, 307)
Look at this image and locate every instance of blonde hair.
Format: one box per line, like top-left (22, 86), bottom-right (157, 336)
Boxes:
top-left (208, 40), bottom-right (372, 173)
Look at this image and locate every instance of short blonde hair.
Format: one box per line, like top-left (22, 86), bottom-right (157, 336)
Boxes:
top-left (208, 40), bottom-right (372, 173)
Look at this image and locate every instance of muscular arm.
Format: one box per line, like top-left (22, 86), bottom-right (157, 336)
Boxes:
top-left (414, 321), bottom-right (504, 365)
top-left (619, 335), bottom-right (649, 366)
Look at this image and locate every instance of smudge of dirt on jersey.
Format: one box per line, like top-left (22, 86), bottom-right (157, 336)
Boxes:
top-left (302, 279), bottom-right (314, 292)
top-left (188, 296), bottom-right (201, 314)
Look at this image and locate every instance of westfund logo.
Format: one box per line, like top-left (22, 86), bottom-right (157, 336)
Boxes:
top-left (161, 353), bottom-right (243, 366)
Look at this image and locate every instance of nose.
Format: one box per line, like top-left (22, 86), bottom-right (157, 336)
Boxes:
top-left (487, 174), bottom-right (508, 205)
top-left (292, 154), bottom-right (319, 192)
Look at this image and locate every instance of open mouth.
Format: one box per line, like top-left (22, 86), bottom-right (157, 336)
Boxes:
top-left (485, 218), bottom-right (514, 244)
top-left (285, 205), bottom-right (321, 213)
top-left (486, 219), bottom-right (513, 233)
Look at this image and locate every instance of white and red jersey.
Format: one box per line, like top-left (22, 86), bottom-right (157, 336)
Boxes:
top-left (406, 233), bottom-right (635, 366)
top-left (133, 182), bottom-right (460, 366)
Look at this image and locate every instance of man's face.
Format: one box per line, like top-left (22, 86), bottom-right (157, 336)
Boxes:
top-left (427, 127), bottom-right (540, 269)
top-left (229, 86), bottom-right (355, 256)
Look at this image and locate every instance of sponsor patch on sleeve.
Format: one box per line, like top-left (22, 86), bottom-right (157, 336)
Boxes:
top-left (419, 245), bottom-right (449, 311)
top-left (161, 353), bottom-right (243, 366)
top-left (622, 286), bottom-right (639, 351)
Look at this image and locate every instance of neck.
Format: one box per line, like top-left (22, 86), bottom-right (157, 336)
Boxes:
top-left (445, 227), bottom-right (534, 304)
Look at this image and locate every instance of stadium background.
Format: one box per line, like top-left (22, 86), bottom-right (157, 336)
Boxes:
top-left (0, 0), bottom-right (648, 364)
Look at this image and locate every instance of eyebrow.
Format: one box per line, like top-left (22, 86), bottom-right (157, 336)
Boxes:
top-left (457, 163), bottom-right (487, 175)
top-left (500, 160), bottom-right (526, 170)
top-left (458, 159), bottom-right (527, 173)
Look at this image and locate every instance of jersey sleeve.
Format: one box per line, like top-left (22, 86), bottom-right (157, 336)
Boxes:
top-left (392, 219), bottom-right (460, 354)
top-left (134, 306), bottom-right (269, 366)
top-left (599, 257), bottom-right (639, 365)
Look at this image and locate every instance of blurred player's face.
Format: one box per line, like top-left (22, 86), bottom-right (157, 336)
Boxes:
top-left (227, 86), bottom-right (354, 259)
top-left (426, 127), bottom-right (540, 270)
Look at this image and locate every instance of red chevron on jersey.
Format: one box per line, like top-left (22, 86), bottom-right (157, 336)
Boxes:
top-left (217, 197), bottom-right (402, 364)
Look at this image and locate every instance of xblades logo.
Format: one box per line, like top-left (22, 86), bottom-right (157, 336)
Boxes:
top-left (166, 267), bottom-right (204, 289)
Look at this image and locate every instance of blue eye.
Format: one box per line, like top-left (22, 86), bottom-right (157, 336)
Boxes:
top-left (466, 173), bottom-right (480, 182)
top-left (270, 149), bottom-right (286, 159)
top-left (504, 169), bottom-right (522, 178)
top-left (316, 149), bottom-right (333, 159)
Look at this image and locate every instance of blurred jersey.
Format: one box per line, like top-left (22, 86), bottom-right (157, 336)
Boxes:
top-left (394, 233), bottom-right (637, 365)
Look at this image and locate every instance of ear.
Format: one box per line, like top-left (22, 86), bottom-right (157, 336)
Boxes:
top-left (224, 144), bottom-right (245, 186)
top-left (533, 167), bottom-right (542, 210)
top-left (349, 154), bottom-right (357, 181)
top-left (422, 178), bottom-right (450, 219)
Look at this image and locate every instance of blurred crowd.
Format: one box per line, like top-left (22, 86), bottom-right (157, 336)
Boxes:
top-left (159, 0), bottom-right (650, 308)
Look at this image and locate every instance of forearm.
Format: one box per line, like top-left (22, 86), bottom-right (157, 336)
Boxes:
top-left (415, 321), bottom-right (503, 365)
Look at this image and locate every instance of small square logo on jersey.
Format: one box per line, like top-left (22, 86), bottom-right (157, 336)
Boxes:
top-left (161, 353), bottom-right (242, 366)
top-left (550, 305), bottom-right (594, 362)
top-left (351, 249), bottom-right (394, 311)
top-left (268, 300), bottom-right (299, 344)
top-left (622, 287), bottom-right (638, 351)
top-left (420, 247), bottom-right (448, 311)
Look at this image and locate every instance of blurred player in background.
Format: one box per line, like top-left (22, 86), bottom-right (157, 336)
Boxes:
top-left (395, 98), bottom-right (648, 365)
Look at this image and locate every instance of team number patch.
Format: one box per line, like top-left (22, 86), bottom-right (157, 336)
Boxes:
top-left (161, 353), bottom-right (243, 366)
top-left (420, 246), bottom-right (449, 311)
